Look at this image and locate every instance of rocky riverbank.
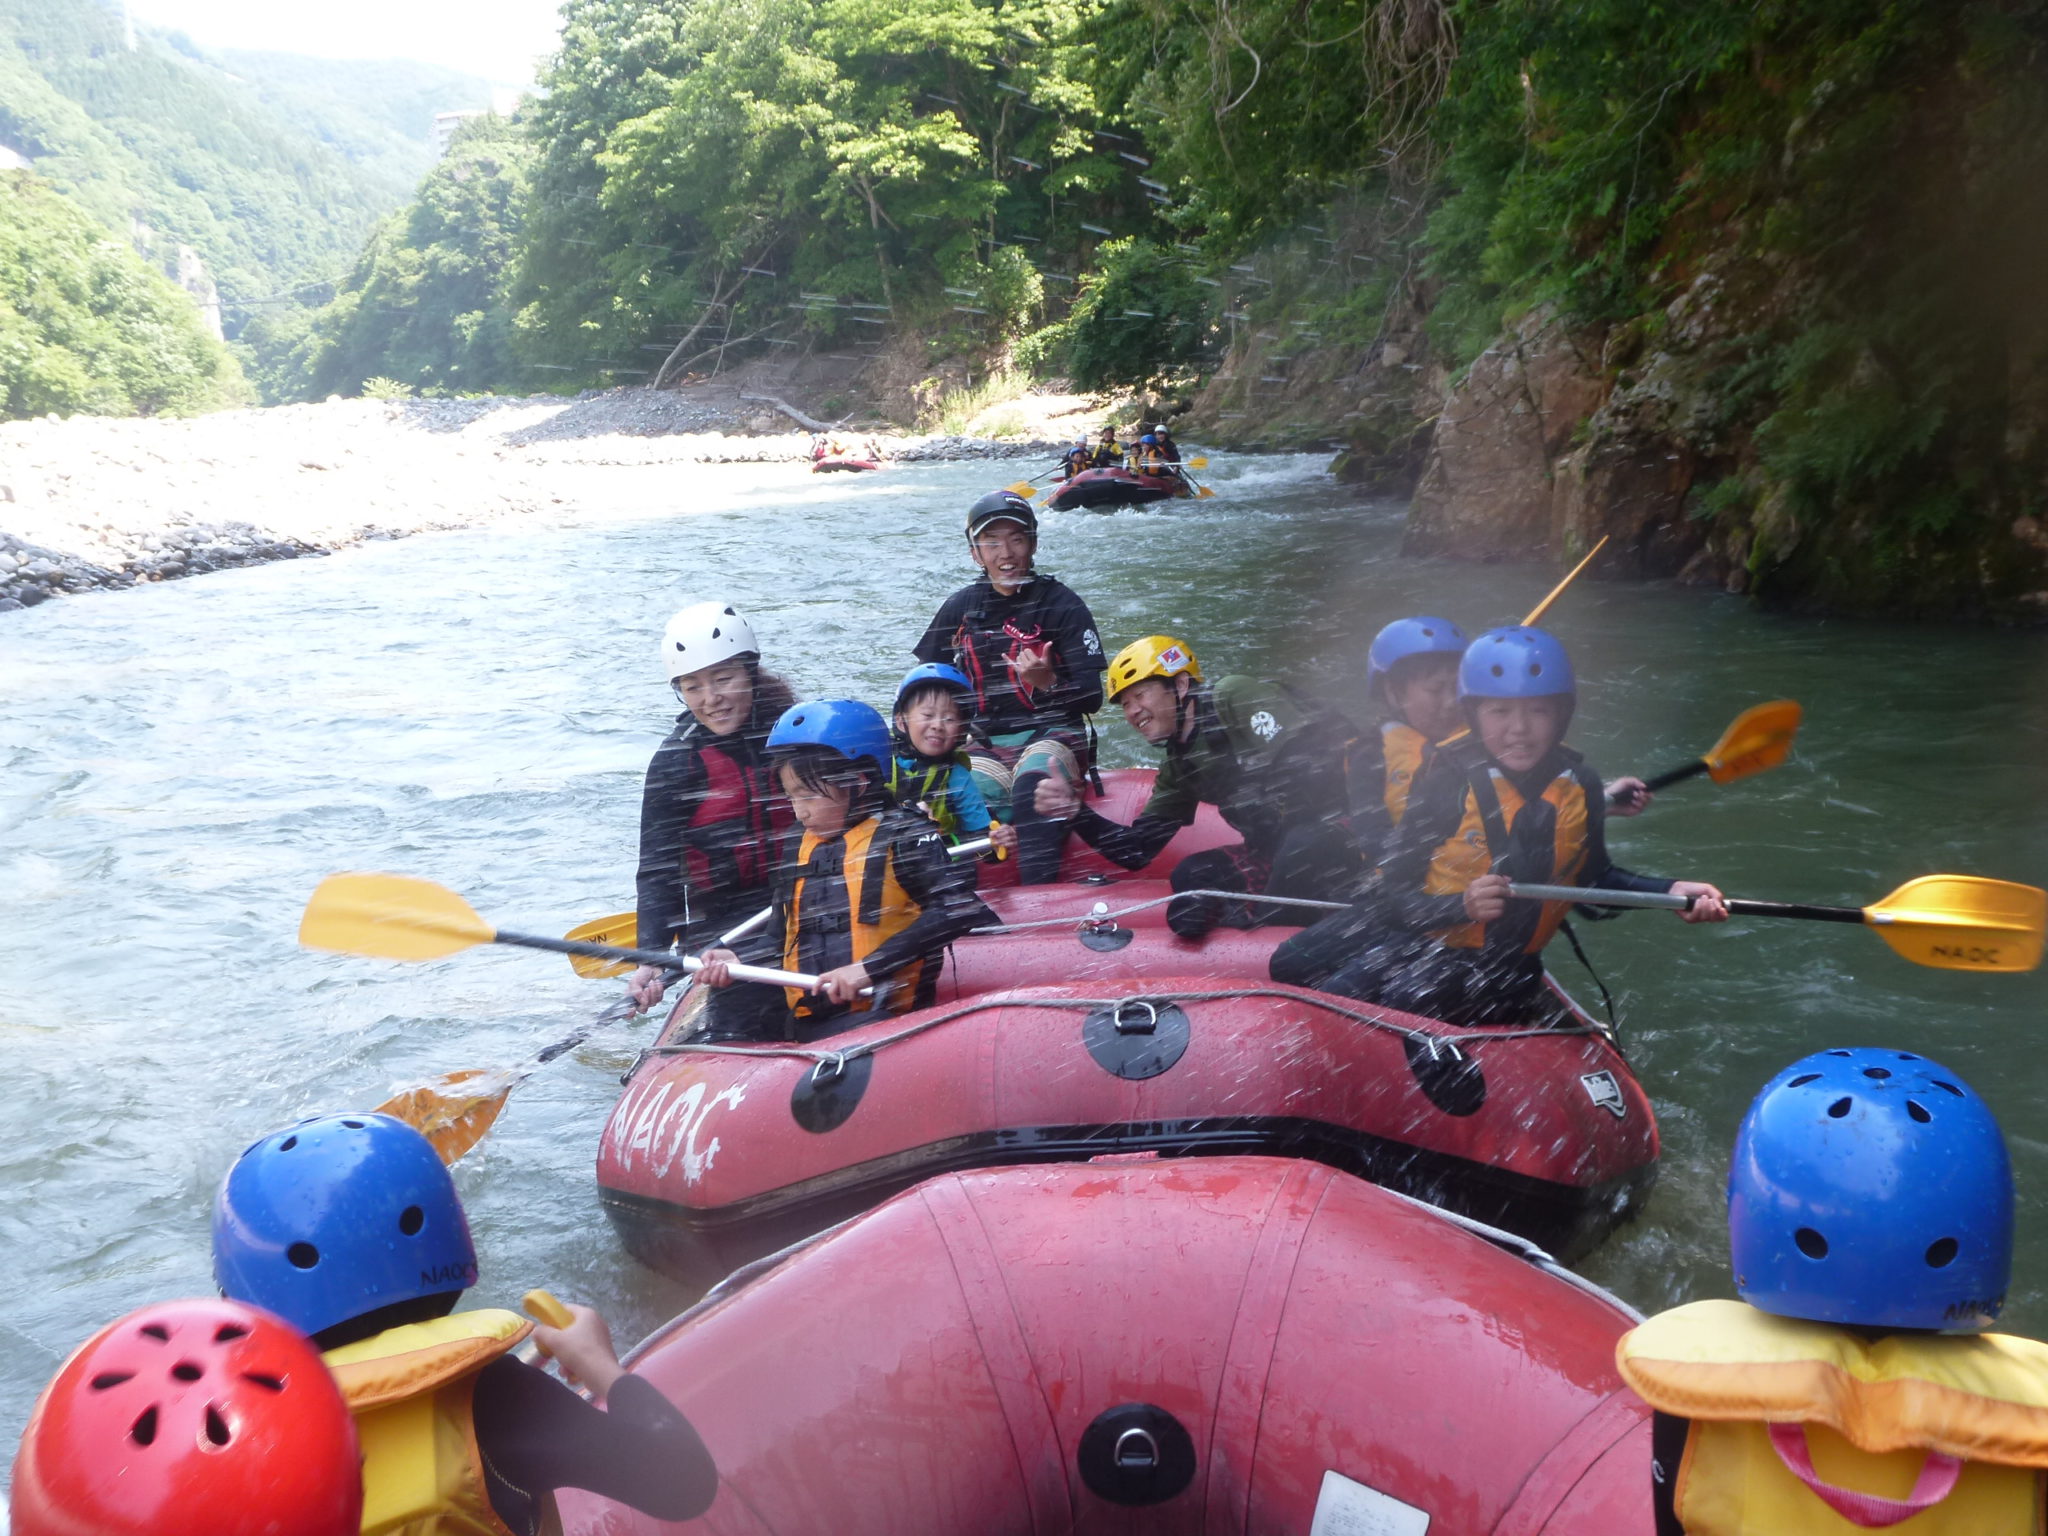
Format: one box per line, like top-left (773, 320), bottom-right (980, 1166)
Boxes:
top-left (0, 391), bottom-right (1070, 613)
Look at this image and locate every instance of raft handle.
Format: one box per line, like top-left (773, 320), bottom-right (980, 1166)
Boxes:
top-left (1114, 1427), bottom-right (1161, 1470)
top-left (1112, 999), bottom-right (1161, 1036)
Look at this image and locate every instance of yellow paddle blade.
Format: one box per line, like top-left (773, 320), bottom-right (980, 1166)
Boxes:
top-left (1865, 876), bottom-right (2047, 974)
top-left (523, 1290), bottom-right (574, 1328)
top-left (1005, 482), bottom-right (1040, 499)
top-left (565, 911), bottom-right (638, 978)
top-left (299, 873), bottom-right (496, 961)
top-left (376, 1067), bottom-right (523, 1164)
top-left (1196, 486), bottom-right (1216, 499)
top-left (1183, 456), bottom-right (1208, 469)
top-left (1703, 699), bottom-right (1802, 784)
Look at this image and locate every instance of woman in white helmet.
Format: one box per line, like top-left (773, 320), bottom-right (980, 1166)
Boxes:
top-left (628, 601), bottom-right (797, 1024)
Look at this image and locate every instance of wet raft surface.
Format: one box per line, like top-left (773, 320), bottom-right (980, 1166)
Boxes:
top-left (3, 451), bottom-right (2047, 1463)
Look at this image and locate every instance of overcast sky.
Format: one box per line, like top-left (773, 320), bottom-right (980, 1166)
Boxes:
top-left (122, 0), bottom-right (568, 85)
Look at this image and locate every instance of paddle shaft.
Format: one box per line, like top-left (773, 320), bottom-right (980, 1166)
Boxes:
top-left (498, 929), bottom-right (819, 988)
top-left (1640, 758), bottom-right (1711, 793)
top-left (1505, 882), bottom-right (1865, 924)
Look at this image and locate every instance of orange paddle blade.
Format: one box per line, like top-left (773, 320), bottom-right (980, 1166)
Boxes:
top-left (376, 1067), bottom-right (523, 1165)
top-left (1520, 534), bottom-right (1611, 626)
top-left (1703, 699), bottom-right (1802, 785)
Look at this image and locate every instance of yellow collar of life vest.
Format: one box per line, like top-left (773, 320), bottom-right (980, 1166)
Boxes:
top-left (324, 1308), bottom-right (532, 1408)
top-left (1619, 1298), bottom-right (2048, 1466)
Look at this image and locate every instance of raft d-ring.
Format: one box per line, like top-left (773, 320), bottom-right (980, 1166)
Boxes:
top-left (811, 1051), bottom-right (847, 1085)
top-left (1112, 999), bottom-right (1161, 1036)
top-left (1421, 1035), bottom-right (1464, 1063)
top-left (1113, 1427), bottom-right (1161, 1470)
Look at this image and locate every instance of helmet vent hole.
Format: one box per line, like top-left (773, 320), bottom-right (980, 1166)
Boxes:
top-left (90, 1371), bottom-right (134, 1390)
top-left (1862, 1066), bottom-right (1891, 1080)
top-left (1907, 1099), bottom-right (1932, 1123)
top-left (1926, 1237), bottom-right (1960, 1268)
top-left (213, 1323), bottom-right (248, 1343)
top-left (399, 1205), bottom-right (425, 1236)
top-left (1787, 1073), bottom-right (1821, 1087)
top-left (1489, 664), bottom-right (1504, 678)
top-left (1897, 1053), bottom-right (1920, 1061)
top-left (130, 1407), bottom-right (159, 1446)
top-left (243, 1372), bottom-right (285, 1393)
top-left (1935, 1080), bottom-right (1965, 1097)
top-left (204, 1406), bottom-right (232, 1446)
top-left (171, 1362), bottom-right (203, 1383)
top-left (278, 1135), bottom-right (298, 1151)
top-left (1826, 1097), bottom-right (1853, 1119)
top-left (1827, 1050), bottom-right (1852, 1058)
top-left (287, 1242), bottom-right (320, 1270)
top-left (340, 1119), bottom-right (365, 1130)
top-left (1795, 1228), bottom-right (1830, 1259)
top-left (140, 1324), bottom-right (170, 1342)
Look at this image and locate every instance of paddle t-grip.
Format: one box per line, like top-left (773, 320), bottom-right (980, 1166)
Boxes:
top-left (522, 1290), bottom-right (574, 1329)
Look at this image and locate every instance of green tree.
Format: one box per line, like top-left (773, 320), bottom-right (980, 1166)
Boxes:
top-left (299, 116), bottom-right (533, 397)
top-left (1060, 236), bottom-right (1213, 390)
top-left (0, 170), bottom-right (246, 418)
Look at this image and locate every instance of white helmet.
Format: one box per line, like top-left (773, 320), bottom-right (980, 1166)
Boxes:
top-left (660, 601), bottom-right (759, 682)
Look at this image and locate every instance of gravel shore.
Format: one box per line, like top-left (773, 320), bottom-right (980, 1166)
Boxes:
top-left (0, 389), bottom-right (1069, 613)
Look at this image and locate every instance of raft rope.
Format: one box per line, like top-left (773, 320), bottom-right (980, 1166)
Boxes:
top-left (650, 983), bottom-right (1605, 1079)
top-left (968, 887), bottom-right (1349, 936)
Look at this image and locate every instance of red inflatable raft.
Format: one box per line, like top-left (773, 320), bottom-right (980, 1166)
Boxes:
top-left (598, 953), bottom-right (1657, 1285)
top-left (560, 1156), bottom-right (1652, 1536)
top-left (1045, 466), bottom-right (1189, 511)
top-left (811, 455), bottom-right (880, 472)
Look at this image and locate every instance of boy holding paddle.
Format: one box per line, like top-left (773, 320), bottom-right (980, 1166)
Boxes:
top-left (1318, 625), bottom-right (1727, 1025)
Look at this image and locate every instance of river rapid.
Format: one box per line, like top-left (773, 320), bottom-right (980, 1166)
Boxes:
top-left (3, 451), bottom-right (2046, 1473)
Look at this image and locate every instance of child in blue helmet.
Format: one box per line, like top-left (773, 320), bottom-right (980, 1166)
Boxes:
top-left (1060, 438), bottom-right (1093, 479)
top-left (697, 699), bottom-right (995, 1041)
top-left (213, 1112), bottom-right (717, 1536)
top-left (887, 662), bottom-right (1015, 855)
top-left (1317, 625), bottom-right (1725, 1024)
top-left (1619, 1049), bottom-right (2048, 1534)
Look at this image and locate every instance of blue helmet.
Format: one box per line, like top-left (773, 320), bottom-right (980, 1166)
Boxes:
top-left (1141, 434), bottom-right (1157, 444)
top-left (1458, 626), bottom-right (1575, 701)
top-left (768, 699), bottom-right (892, 768)
top-left (894, 663), bottom-right (972, 713)
top-left (1367, 615), bottom-right (1467, 698)
top-left (212, 1113), bottom-right (477, 1339)
top-left (1728, 1049), bottom-right (2013, 1332)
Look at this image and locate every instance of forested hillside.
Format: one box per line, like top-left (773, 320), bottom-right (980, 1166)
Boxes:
top-left (0, 170), bottom-right (244, 417)
top-left (0, 0), bottom-right (495, 409)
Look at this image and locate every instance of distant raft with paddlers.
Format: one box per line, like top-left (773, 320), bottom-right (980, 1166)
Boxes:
top-left (596, 907), bottom-right (1658, 1285)
top-left (1045, 466), bottom-right (1190, 511)
top-left (810, 455), bottom-right (880, 473)
top-left (559, 1155), bottom-right (1655, 1536)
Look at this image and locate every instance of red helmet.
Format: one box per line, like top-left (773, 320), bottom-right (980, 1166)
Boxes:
top-left (10, 1298), bottom-right (362, 1536)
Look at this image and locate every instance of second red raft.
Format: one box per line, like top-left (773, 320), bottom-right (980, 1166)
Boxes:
top-left (562, 1155), bottom-right (1653, 1536)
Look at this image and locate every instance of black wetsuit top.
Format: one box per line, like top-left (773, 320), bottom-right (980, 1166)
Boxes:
top-left (913, 574), bottom-right (1106, 738)
top-left (634, 687), bottom-right (791, 954)
top-left (474, 1356), bottom-right (717, 1533)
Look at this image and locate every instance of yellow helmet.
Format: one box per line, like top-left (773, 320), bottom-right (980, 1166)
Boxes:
top-left (1106, 635), bottom-right (1202, 700)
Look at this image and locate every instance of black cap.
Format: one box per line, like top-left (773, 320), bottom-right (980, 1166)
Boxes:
top-left (966, 490), bottom-right (1038, 539)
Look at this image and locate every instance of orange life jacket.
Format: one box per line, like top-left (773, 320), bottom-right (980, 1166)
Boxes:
top-left (779, 814), bottom-right (927, 1018)
top-left (1420, 751), bottom-right (1595, 953)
